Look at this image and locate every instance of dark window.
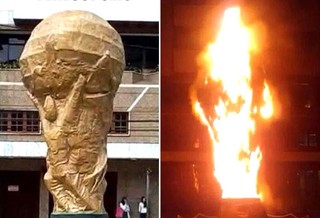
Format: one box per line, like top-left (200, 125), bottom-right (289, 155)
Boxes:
top-left (299, 131), bottom-right (318, 148)
top-left (109, 112), bottom-right (129, 135)
top-left (122, 35), bottom-right (159, 72)
top-left (0, 35), bottom-right (27, 64)
top-left (0, 110), bottom-right (128, 135)
top-left (0, 110), bottom-right (40, 134)
top-left (290, 83), bottom-right (314, 116)
top-left (0, 112), bottom-right (8, 132)
top-left (298, 170), bottom-right (318, 209)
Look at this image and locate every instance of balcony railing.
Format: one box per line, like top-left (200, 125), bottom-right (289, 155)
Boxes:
top-left (0, 60), bottom-right (20, 69)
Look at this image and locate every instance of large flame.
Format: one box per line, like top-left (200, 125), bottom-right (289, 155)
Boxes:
top-left (191, 7), bottom-right (273, 199)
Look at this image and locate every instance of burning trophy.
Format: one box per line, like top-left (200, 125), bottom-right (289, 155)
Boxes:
top-left (19, 10), bottom-right (125, 218)
top-left (191, 7), bottom-right (273, 218)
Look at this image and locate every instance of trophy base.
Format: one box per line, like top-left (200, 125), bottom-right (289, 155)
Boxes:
top-left (51, 213), bottom-right (108, 218)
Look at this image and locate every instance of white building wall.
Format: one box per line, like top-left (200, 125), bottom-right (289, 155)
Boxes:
top-left (0, 0), bottom-right (160, 22)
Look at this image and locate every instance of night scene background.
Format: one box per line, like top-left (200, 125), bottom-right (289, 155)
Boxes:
top-left (161, 0), bottom-right (320, 217)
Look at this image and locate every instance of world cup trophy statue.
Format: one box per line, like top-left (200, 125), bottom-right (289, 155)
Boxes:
top-left (19, 10), bottom-right (125, 218)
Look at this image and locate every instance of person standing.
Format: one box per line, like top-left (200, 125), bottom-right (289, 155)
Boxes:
top-left (138, 196), bottom-right (147, 218)
top-left (120, 197), bottom-right (130, 218)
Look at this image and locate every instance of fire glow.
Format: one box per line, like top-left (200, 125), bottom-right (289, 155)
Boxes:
top-left (191, 7), bottom-right (273, 199)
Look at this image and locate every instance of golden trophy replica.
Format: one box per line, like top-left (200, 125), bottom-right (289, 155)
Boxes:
top-left (19, 10), bottom-right (125, 218)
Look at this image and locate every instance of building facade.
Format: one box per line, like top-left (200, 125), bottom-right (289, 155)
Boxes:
top-left (0, 1), bottom-right (159, 218)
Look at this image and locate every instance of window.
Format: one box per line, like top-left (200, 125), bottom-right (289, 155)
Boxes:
top-left (0, 110), bottom-right (129, 135)
top-left (0, 110), bottom-right (40, 134)
top-left (109, 112), bottom-right (129, 135)
top-left (0, 35), bottom-right (27, 64)
top-left (299, 131), bottom-right (318, 148)
top-left (122, 35), bottom-right (159, 72)
top-left (298, 170), bottom-right (318, 207)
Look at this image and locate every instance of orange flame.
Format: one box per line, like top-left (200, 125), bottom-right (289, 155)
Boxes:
top-left (191, 7), bottom-right (273, 199)
top-left (260, 81), bottom-right (273, 119)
